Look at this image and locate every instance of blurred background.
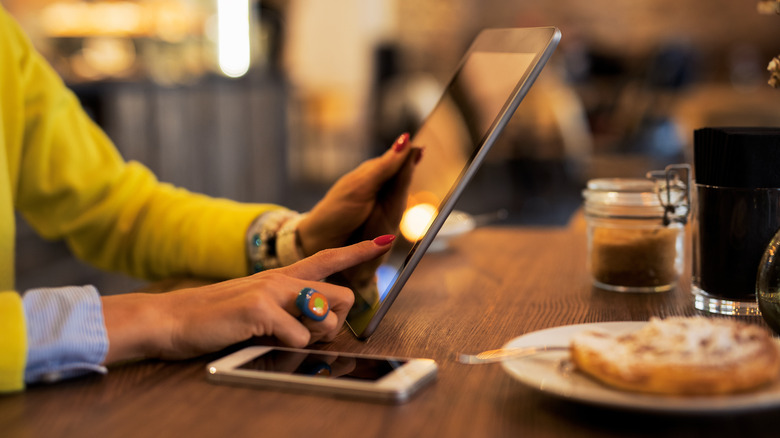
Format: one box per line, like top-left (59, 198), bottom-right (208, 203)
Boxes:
top-left (7, 0), bottom-right (780, 293)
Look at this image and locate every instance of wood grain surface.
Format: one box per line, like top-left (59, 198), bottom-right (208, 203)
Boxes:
top-left (1, 225), bottom-right (776, 438)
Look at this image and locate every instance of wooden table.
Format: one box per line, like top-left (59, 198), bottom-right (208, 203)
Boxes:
top-left (2, 225), bottom-right (777, 437)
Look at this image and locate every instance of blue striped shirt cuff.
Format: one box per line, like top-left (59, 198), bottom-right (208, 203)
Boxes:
top-left (22, 285), bottom-right (109, 383)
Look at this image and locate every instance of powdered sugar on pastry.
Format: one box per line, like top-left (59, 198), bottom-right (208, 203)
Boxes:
top-left (570, 317), bottom-right (780, 395)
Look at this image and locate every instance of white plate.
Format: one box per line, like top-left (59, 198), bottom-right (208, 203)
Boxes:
top-left (428, 211), bottom-right (476, 252)
top-left (501, 321), bottom-right (780, 414)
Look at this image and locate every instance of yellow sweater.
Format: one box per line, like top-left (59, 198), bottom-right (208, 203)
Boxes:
top-left (0, 7), bottom-right (276, 391)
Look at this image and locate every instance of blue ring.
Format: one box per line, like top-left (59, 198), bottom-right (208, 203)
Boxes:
top-left (296, 287), bottom-right (329, 321)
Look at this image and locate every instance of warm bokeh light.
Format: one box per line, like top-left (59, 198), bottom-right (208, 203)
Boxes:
top-left (217, 0), bottom-right (251, 78)
top-left (74, 37), bottom-right (136, 80)
top-left (39, 1), bottom-right (201, 40)
top-left (41, 2), bottom-right (142, 38)
top-left (407, 191), bottom-right (441, 208)
top-left (400, 203), bottom-right (438, 242)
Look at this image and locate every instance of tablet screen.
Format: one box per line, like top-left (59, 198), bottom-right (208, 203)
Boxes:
top-left (406, 51), bottom-right (536, 219)
top-left (342, 28), bottom-right (560, 338)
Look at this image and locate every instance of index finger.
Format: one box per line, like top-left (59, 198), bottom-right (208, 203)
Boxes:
top-left (278, 238), bottom-right (394, 281)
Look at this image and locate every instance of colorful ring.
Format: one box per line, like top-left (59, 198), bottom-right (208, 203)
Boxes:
top-left (296, 287), bottom-right (329, 321)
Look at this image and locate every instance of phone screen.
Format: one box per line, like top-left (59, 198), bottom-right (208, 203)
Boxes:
top-left (238, 349), bottom-right (407, 382)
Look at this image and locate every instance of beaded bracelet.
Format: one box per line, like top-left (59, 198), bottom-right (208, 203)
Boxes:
top-left (246, 210), bottom-right (307, 274)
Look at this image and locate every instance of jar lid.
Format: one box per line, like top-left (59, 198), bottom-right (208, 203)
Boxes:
top-left (583, 178), bottom-right (661, 207)
top-left (584, 165), bottom-right (691, 224)
top-left (694, 127), bottom-right (780, 188)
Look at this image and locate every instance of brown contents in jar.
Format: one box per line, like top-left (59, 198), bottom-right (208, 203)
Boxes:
top-left (591, 227), bottom-right (678, 288)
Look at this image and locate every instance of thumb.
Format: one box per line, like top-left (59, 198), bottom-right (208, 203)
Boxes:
top-left (279, 235), bottom-right (395, 281)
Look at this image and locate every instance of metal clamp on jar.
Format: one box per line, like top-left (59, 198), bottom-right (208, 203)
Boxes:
top-left (583, 164), bottom-right (690, 293)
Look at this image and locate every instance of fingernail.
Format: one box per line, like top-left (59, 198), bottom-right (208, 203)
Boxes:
top-left (373, 234), bottom-right (397, 246)
top-left (392, 133), bottom-right (410, 152)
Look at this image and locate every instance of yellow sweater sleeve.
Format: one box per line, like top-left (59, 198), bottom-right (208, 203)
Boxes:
top-left (3, 8), bottom-right (280, 281)
top-left (0, 291), bottom-right (26, 392)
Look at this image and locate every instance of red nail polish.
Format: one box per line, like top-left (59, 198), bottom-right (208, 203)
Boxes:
top-left (392, 133), bottom-right (410, 152)
top-left (373, 234), bottom-right (396, 246)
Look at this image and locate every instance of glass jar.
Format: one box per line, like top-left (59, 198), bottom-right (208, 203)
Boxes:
top-left (583, 172), bottom-right (689, 293)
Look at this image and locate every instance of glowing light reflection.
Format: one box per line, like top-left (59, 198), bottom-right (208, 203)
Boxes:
top-left (400, 203), bottom-right (438, 242)
top-left (217, 0), bottom-right (250, 78)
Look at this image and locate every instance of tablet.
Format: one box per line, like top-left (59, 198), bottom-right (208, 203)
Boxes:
top-left (342, 27), bottom-right (561, 339)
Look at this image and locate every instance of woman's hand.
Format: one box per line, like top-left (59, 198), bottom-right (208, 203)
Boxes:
top-left (101, 237), bottom-right (395, 364)
top-left (297, 133), bottom-right (420, 257)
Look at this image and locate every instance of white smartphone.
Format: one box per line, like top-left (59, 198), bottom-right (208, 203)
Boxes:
top-left (206, 346), bottom-right (438, 403)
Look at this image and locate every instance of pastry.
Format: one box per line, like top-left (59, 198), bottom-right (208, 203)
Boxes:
top-left (570, 317), bottom-right (780, 395)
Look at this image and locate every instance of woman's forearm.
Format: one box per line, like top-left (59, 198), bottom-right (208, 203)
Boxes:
top-left (101, 293), bottom-right (166, 365)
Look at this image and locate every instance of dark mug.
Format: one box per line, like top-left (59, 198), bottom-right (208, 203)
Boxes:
top-left (692, 127), bottom-right (780, 316)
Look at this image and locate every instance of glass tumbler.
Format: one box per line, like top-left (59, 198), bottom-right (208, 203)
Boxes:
top-left (692, 127), bottom-right (780, 316)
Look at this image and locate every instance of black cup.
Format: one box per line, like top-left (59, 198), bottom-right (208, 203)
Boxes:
top-left (692, 127), bottom-right (780, 315)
